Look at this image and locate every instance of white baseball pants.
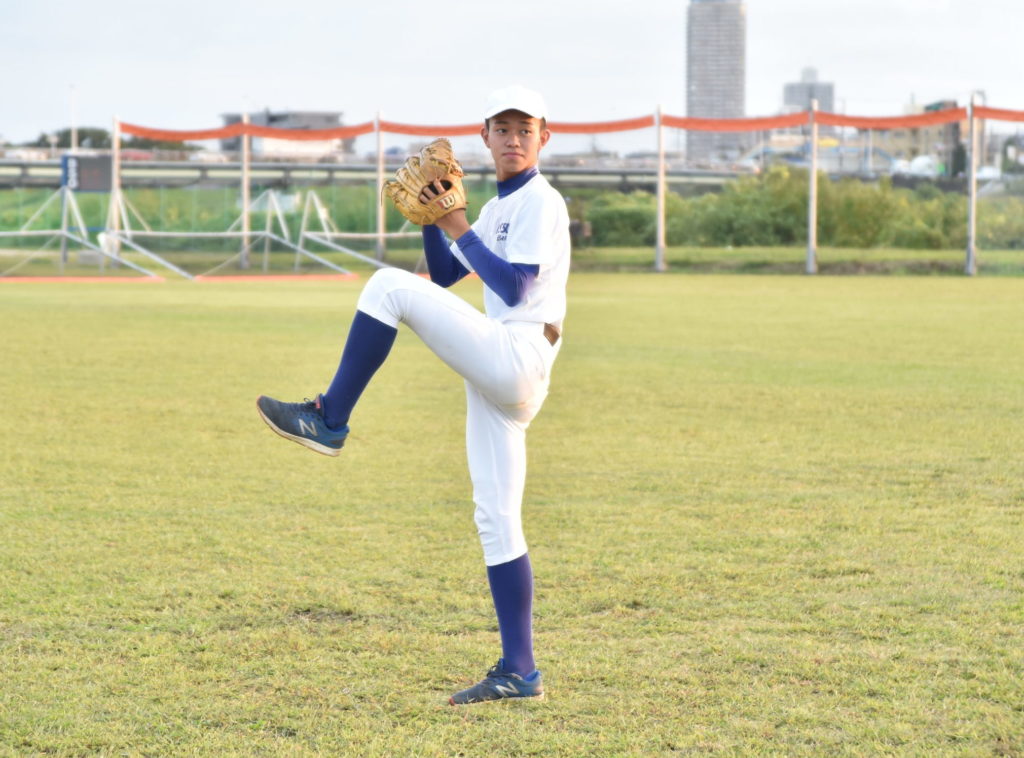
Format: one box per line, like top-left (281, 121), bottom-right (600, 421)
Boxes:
top-left (355, 268), bottom-right (559, 566)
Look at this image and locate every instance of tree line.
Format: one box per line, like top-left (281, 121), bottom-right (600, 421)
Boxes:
top-left (582, 166), bottom-right (1024, 250)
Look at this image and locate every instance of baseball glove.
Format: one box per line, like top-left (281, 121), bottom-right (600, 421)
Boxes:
top-left (383, 138), bottom-right (467, 225)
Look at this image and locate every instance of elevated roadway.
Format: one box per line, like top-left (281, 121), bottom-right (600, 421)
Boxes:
top-left (0, 159), bottom-right (741, 194)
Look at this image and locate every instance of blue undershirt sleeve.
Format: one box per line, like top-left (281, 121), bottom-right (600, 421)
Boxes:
top-left (455, 229), bottom-right (539, 307)
top-left (422, 225), bottom-right (469, 287)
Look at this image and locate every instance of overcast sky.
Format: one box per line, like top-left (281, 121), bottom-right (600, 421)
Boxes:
top-left (3, 0), bottom-right (1021, 153)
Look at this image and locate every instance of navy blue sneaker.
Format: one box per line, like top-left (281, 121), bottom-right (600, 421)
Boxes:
top-left (449, 660), bottom-right (544, 705)
top-left (256, 394), bottom-right (348, 456)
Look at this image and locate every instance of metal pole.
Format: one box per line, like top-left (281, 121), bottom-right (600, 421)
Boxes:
top-left (806, 100), bottom-right (819, 274)
top-left (241, 113), bottom-right (251, 269)
top-left (965, 96), bottom-right (978, 276)
top-left (66, 187), bottom-right (95, 270)
top-left (654, 106), bottom-right (667, 272)
top-left (70, 85), bottom-right (78, 155)
top-left (110, 117), bottom-right (122, 259)
top-left (60, 186), bottom-right (69, 268)
top-left (375, 112), bottom-right (386, 260)
top-left (263, 192), bottom-right (273, 272)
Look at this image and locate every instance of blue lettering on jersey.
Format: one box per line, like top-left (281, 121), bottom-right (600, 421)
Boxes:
top-left (496, 222), bottom-right (509, 242)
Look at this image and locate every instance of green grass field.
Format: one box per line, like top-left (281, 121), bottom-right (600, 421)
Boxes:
top-left (2, 243), bottom-right (1023, 280)
top-left (1, 274), bottom-right (1022, 756)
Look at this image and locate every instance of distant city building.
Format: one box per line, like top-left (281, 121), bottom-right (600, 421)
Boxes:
top-left (736, 95), bottom-right (978, 177)
top-left (872, 99), bottom-right (968, 176)
top-left (686, 0), bottom-right (747, 164)
top-left (220, 110), bottom-right (353, 158)
top-left (781, 67), bottom-right (836, 136)
top-left (783, 68), bottom-right (834, 114)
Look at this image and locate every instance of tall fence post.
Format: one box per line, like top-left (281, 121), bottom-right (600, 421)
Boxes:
top-left (375, 112), bottom-right (386, 260)
top-left (965, 96), bottom-right (978, 276)
top-left (806, 100), bottom-right (819, 275)
top-left (70, 85), bottom-right (78, 155)
top-left (241, 112), bottom-right (251, 269)
top-left (654, 106), bottom-right (667, 272)
top-left (109, 117), bottom-right (122, 257)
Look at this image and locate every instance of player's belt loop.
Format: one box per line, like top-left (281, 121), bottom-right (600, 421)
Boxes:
top-left (543, 323), bottom-right (560, 346)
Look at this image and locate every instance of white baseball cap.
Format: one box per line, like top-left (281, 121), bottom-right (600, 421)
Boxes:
top-left (483, 85), bottom-right (548, 120)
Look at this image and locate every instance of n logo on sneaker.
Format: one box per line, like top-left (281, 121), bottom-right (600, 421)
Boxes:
top-left (493, 683), bottom-right (520, 698)
top-left (298, 419), bottom-right (318, 436)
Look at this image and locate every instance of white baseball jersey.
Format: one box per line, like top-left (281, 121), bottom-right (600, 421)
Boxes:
top-left (451, 172), bottom-right (570, 329)
top-left (357, 169), bottom-right (569, 566)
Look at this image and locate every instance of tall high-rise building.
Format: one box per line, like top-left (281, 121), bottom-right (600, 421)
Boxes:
top-left (686, 0), bottom-right (746, 163)
top-left (783, 68), bottom-right (834, 114)
top-left (782, 67), bottom-right (835, 135)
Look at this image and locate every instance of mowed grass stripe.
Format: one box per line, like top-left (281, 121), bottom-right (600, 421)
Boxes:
top-left (1, 275), bottom-right (1021, 756)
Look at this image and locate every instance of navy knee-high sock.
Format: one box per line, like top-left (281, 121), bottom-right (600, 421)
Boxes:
top-left (487, 553), bottom-right (536, 677)
top-left (321, 310), bottom-right (397, 430)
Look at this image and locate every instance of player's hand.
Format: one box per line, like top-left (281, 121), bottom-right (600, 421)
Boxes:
top-left (418, 180), bottom-right (445, 206)
top-left (428, 185), bottom-right (470, 238)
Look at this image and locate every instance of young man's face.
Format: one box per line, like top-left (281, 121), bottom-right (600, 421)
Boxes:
top-left (481, 110), bottom-right (551, 182)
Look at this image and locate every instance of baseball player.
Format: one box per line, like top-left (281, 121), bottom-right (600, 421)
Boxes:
top-left (256, 85), bottom-right (569, 705)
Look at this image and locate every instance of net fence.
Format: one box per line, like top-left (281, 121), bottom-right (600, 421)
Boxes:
top-left (1, 103), bottom-right (1022, 278)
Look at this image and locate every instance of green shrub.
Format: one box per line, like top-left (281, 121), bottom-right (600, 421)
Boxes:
top-left (825, 178), bottom-right (896, 248)
top-left (586, 192), bottom-right (657, 246)
top-left (978, 197), bottom-right (1024, 248)
top-left (751, 165), bottom-right (808, 245)
top-left (582, 168), bottom-right (981, 250)
top-left (882, 190), bottom-right (966, 249)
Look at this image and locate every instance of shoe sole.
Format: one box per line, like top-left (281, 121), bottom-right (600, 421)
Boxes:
top-left (256, 400), bottom-right (341, 457)
top-left (448, 692), bottom-right (545, 706)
